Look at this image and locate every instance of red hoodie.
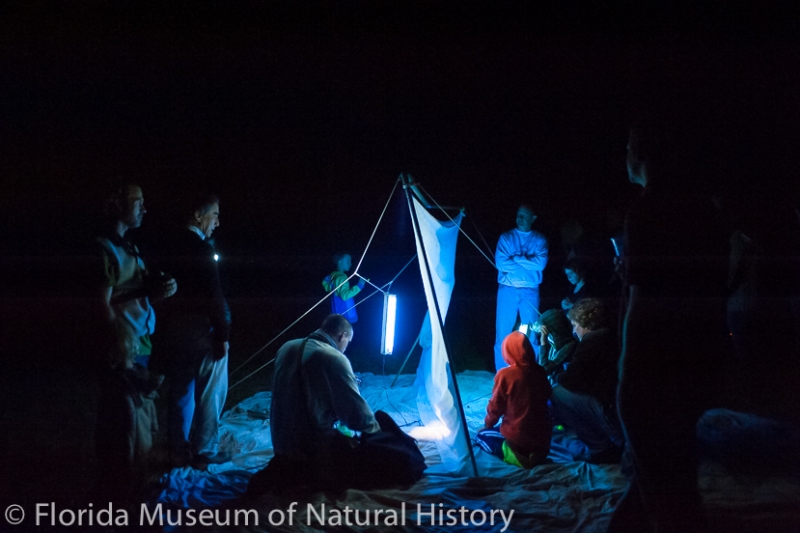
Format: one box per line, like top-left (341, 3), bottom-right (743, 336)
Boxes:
top-left (485, 331), bottom-right (552, 454)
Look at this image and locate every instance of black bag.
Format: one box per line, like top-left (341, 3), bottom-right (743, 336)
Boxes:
top-left (248, 411), bottom-right (425, 496)
top-left (348, 410), bottom-right (426, 490)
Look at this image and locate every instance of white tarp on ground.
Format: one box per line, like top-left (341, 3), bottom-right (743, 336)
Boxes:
top-left (409, 197), bottom-right (469, 474)
top-left (151, 371), bottom-right (800, 533)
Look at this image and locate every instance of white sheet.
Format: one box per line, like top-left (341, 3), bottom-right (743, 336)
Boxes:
top-left (150, 371), bottom-right (800, 532)
top-left (410, 196), bottom-right (470, 475)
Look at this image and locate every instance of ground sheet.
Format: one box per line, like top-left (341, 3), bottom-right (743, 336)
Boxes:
top-left (150, 371), bottom-right (800, 532)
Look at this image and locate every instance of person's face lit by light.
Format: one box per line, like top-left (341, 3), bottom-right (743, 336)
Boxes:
top-left (338, 254), bottom-right (353, 273)
top-left (516, 207), bottom-right (536, 232)
top-left (195, 202), bottom-right (220, 239)
top-left (121, 185), bottom-right (146, 229)
top-left (564, 268), bottom-right (581, 286)
top-left (570, 319), bottom-right (589, 341)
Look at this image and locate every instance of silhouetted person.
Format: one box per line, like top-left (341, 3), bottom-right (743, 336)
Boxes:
top-left (609, 123), bottom-right (728, 533)
top-left (717, 191), bottom-right (800, 421)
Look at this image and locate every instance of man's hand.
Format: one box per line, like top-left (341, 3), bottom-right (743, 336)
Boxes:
top-left (160, 277), bottom-right (178, 299)
top-left (145, 272), bottom-right (177, 301)
top-left (561, 297), bottom-right (573, 310)
top-left (212, 341), bottom-right (229, 361)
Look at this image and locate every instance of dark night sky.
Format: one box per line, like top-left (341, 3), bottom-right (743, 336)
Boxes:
top-left (3, 4), bottom-right (800, 510)
top-left (1, 3), bottom-right (799, 289)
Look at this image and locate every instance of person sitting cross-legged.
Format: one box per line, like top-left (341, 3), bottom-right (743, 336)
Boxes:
top-left (476, 331), bottom-right (552, 469)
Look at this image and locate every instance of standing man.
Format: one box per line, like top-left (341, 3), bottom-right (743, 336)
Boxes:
top-left (98, 183), bottom-right (177, 367)
top-left (154, 193), bottom-right (232, 468)
top-left (494, 204), bottom-right (548, 371)
top-left (95, 182), bottom-right (176, 498)
top-left (609, 123), bottom-right (728, 533)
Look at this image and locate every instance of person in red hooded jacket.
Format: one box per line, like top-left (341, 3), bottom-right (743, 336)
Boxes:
top-left (475, 331), bottom-right (552, 468)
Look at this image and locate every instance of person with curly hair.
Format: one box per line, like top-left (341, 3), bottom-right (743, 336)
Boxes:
top-left (550, 298), bottom-right (624, 463)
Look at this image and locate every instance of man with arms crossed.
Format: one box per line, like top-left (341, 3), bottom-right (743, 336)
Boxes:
top-left (494, 204), bottom-right (548, 371)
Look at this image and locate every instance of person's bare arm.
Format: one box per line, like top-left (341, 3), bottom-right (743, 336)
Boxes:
top-left (101, 286), bottom-right (115, 322)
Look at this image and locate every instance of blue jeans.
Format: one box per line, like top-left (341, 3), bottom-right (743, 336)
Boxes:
top-left (550, 385), bottom-right (623, 455)
top-left (495, 284), bottom-right (540, 371)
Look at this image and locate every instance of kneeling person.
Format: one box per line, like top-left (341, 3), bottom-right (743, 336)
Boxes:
top-left (250, 314), bottom-right (424, 494)
top-left (477, 331), bottom-right (552, 469)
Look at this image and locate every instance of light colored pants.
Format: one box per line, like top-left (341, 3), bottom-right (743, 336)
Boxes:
top-left (169, 353), bottom-right (228, 457)
top-left (495, 284), bottom-right (540, 371)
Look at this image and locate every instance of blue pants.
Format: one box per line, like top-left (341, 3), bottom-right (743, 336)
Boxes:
top-left (550, 385), bottom-right (623, 456)
top-left (474, 426), bottom-right (505, 459)
top-left (495, 284), bottom-right (540, 370)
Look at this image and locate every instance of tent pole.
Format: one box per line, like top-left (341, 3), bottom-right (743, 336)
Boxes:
top-left (391, 331), bottom-right (421, 388)
top-left (401, 173), bottom-right (479, 478)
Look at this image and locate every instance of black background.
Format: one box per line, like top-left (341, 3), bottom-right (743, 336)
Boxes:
top-left (1, 0), bottom-right (800, 508)
top-left (1, 3), bottom-right (799, 372)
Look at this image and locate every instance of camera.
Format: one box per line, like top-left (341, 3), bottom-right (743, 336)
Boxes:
top-left (144, 270), bottom-right (172, 292)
